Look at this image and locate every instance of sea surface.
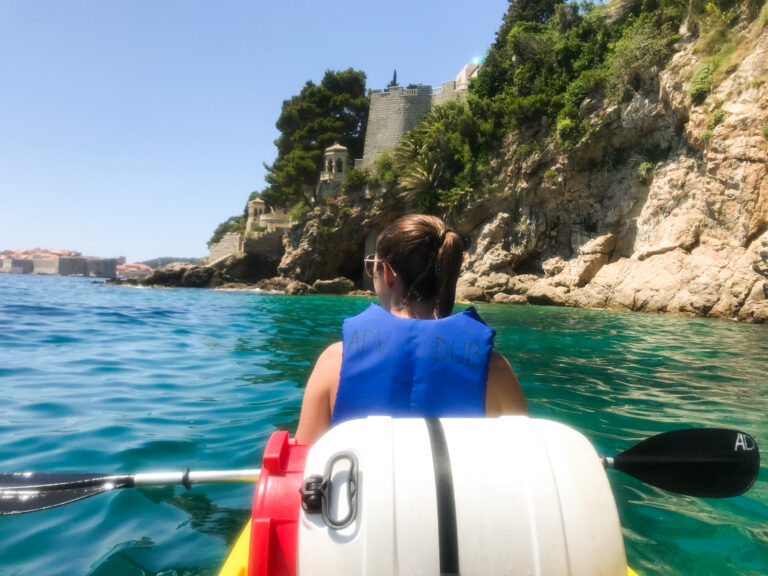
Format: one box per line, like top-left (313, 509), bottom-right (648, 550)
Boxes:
top-left (0, 274), bottom-right (765, 575)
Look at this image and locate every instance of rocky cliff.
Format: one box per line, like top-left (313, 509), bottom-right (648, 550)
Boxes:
top-left (270, 16), bottom-right (768, 322)
top-left (449, 19), bottom-right (768, 323)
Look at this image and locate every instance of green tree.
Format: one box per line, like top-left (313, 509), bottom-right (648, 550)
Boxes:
top-left (394, 101), bottom-right (481, 212)
top-left (261, 68), bottom-right (369, 207)
top-left (387, 69), bottom-right (398, 88)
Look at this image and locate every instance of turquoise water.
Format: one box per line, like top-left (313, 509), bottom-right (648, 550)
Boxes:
top-left (0, 274), bottom-right (765, 575)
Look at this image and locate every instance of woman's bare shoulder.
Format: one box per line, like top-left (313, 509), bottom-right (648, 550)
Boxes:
top-left (295, 341), bottom-right (343, 444)
top-left (486, 351), bottom-right (528, 416)
top-left (318, 341), bottom-right (343, 364)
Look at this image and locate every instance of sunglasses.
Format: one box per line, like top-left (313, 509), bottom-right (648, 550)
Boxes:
top-left (363, 254), bottom-right (399, 278)
top-left (363, 254), bottom-right (382, 277)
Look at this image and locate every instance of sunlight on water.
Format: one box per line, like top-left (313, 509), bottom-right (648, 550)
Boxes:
top-left (0, 275), bottom-right (765, 575)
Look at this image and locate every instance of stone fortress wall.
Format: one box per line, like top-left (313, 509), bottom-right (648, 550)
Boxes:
top-left (359, 63), bottom-right (478, 168)
top-left (86, 258), bottom-right (118, 278)
top-left (0, 257), bottom-right (117, 278)
top-left (431, 79), bottom-right (472, 107)
top-left (206, 233), bottom-right (243, 265)
top-left (32, 259), bottom-right (60, 275)
top-left (360, 85), bottom-right (434, 168)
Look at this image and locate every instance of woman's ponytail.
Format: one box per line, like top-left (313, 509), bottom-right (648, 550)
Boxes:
top-left (434, 229), bottom-right (463, 318)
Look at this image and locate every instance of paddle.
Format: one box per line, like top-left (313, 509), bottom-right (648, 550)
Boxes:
top-left (603, 428), bottom-right (760, 498)
top-left (0, 468), bottom-right (260, 515)
top-left (0, 428), bottom-right (759, 516)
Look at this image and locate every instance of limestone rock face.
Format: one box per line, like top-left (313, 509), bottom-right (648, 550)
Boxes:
top-left (553, 234), bottom-right (616, 288)
top-left (313, 277), bottom-right (355, 294)
top-left (752, 232), bottom-right (768, 278)
top-left (255, 277), bottom-right (315, 295)
top-left (134, 263), bottom-right (230, 289)
top-left (451, 21), bottom-right (768, 323)
top-left (278, 193), bottom-right (404, 285)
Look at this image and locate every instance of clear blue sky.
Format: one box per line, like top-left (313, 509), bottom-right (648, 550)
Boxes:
top-left (1, 1), bottom-right (508, 262)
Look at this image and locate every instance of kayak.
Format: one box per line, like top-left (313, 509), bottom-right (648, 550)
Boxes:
top-left (218, 417), bottom-right (639, 576)
top-left (219, 521), bottom-right (251, 576)
top-left (218, 520), bottom-right (640, 576)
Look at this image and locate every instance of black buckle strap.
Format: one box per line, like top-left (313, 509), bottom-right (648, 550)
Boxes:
top-left (301, 451), bottom-right (359, 531)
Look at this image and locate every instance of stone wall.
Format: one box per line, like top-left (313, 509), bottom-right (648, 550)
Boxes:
top-left (431, 80), bottom-right (469, 107)
top-left (360, 79), bottom-right (472, 168)
top-left (1, 256), bottom-right (116, 277)
top-left (361, 85), bottom-right (433, 167)
top-left (59, 257), bottom-right (88, 276)
top-left (32, 259), bottom-right (59, 274)
top-left (11, 259), bottom-right (33, 274)
top-left (207, 233), bottom-right (242, 264)
top-left (87, 258), bottom-right (117, 278)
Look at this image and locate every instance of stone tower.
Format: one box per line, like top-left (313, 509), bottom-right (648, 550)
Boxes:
top-left (316, 142), bottom-right (349, 200)
top-left (246, 198), bottom-right (267, 233)
top-left (359, 63), bottom-right (480, 168)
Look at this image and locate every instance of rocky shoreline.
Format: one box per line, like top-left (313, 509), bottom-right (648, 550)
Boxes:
top-left (108, 263), bottom-right (370, 297)
top-left (107, 248), bottom-right (767, 323)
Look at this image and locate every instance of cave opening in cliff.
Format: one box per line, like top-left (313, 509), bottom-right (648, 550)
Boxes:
top-left (337, 242), bottom-right (365, 289)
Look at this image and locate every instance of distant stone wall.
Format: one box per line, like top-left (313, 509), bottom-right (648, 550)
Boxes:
top-left (32, 259), bottom-right (59, 274)
top-left (11, 259), bottom-right (33, 274)
top-left (59, 257), bottom-right (88, 276)
top-left (207, 233), bottom-right (242, 264)
top-left (361, 85), bottom-right (433, 167)
top-left (1, 256), bottom-right (117, 277)
top-left (431, 80), bottom-right (470, 107)
top-left (87, 258), bottom-right (117, 278)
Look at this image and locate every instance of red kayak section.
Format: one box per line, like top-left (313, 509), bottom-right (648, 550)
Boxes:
top-left (249, 431), bottom-right (309, 576)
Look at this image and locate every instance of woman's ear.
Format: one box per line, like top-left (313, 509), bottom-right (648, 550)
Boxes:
top-left (383, 261), bottom-right (398, 287)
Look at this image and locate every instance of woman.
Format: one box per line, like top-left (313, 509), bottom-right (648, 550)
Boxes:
top-left (295, 214), bottom-right (527, 444)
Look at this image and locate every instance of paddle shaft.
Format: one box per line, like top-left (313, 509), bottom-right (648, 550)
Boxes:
top-left (7, 469), bottom-right (263, 491)
top-left (0, 468), bottom-right (263, 515)
top-left (134, 468), bottom-right (261, 487)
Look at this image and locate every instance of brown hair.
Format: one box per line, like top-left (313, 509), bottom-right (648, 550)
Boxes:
top-left (375, 214), bottom-right (463, 318)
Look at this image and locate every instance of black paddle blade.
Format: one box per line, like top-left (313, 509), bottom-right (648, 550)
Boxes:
top-left (613, 428), bottom-right (760, 498)
top-left (0, 485), bottom-right (109, 515)
top-left (0, 473), bottom-right (133, 515)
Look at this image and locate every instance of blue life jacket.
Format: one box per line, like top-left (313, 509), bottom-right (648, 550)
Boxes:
top-left (332, 303), bottom-right (495, 425)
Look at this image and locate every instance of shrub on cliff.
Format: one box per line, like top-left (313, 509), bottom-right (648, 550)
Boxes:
top-left (393, 101), bottom-right (484, 213)
top-left (370, 151), bottom-right (400, 189)
top-left (689, 63), bottom-right (715, 104)
top-left (341, 168), bottom-right (369, 195)
top-left (603, 14), bottom-right (678, 101)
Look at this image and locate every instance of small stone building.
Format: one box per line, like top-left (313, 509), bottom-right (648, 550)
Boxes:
top-left (246, 198), bottom-right (267, 234)
top-left (316, 143), bottom-right (350, 200)
top-left (246, 198), bottom-right (293, 234)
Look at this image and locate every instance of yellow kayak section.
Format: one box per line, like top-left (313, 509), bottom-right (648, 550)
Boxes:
top-left (217, 520), bottom-right (641, 576)
top-left (219, 521), bottom-right (251, 576)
